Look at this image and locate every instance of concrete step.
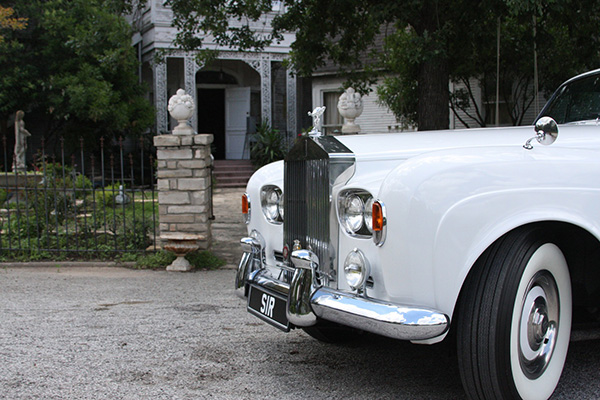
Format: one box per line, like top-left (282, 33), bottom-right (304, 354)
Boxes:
top-left (213, 160), bottom-right (255, 188)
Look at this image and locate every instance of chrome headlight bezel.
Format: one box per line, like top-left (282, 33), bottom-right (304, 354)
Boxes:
top-left (260, 185), bottom-right (283, 224)
top-left (337, 189), bottom-right (374, 238)
top-left (344, 248), bottom-right (371, 291)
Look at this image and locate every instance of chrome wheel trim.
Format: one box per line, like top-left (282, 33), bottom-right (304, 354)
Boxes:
top-left (518, 271), bottom-right (559, 379)
top-left (509, 243), bottom-right (572, 400)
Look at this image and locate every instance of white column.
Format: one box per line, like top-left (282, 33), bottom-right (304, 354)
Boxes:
top-left (260, 56), bottom-right (272, 124)
top-left (184, 55), bottom-right (199, 132)
top-left (153, 58), bottom-right (168, 134)
top-left (286, 68), bottom-right (297, 142)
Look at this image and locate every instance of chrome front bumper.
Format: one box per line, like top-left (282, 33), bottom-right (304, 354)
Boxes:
top-left (235, 237), bottom-right (449, 341)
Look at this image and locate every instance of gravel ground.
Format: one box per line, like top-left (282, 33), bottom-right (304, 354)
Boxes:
top-left (1, 265), bottom-right (600, 399)
top-left (1, 188), bottom-right (599, 399)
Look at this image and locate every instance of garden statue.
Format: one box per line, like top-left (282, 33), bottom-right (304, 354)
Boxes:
top-left (168, 88), bottom-right (195, 135)
top-left (308, 106), bottom-right (326, 137)
top-left (13, 110), bottom-right (31, 173)
top-left (337, 87), bottom-right (363, 134)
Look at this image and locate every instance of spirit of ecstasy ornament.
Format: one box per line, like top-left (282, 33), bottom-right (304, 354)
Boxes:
top-left (308, 106), bottom-right (326, 137)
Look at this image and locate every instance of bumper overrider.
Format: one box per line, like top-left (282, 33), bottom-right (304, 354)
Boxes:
top-left (235, 237), bottom-right (450, 341)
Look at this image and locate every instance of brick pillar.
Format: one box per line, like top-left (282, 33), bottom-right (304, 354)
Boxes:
top-left (153, 134), bottom-right (214, 257)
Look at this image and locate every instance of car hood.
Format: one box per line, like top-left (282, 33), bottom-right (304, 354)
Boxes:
top-left (334, 125), bottom-right (540, 162)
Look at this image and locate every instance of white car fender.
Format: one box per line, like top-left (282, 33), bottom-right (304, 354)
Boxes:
top-left (377, 145), bottom-right (600, 319)
top-left (245, 160), bottom-right (284, 262)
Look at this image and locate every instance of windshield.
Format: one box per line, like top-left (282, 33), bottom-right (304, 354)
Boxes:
top-left (541, 73), bottom-right (600, 124)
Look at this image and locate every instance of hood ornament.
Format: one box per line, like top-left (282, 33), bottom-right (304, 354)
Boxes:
top-left (524, 116), bottom-right (559, 150)
top-left (308, 106), bottom-right (326, 137)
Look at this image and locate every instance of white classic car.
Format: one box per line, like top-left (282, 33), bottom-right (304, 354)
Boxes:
top-left (235, 69), bottom-right (600, 399)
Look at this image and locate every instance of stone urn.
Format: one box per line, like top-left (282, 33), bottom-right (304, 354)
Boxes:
top-left (161, 233), bottom-right (205, 272)
top-left (168, 89), bottom-right (195, 135)
top-left (337, 87), bottom-right (363, 134)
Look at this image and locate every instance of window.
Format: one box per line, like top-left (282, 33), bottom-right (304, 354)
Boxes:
top-left (543, 74), bottom-right (600, 123)
top-left (322, 91), bottom-right (343, 134)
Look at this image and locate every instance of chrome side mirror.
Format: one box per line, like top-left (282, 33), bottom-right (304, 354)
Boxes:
top-left (524, 117), bottom-right (559, 150)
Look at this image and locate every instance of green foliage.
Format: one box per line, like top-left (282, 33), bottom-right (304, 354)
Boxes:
top-left (250, 121), bottom-right (286, 168)
top-left (37, 161), bottom-right (92, 193)
top-left (185, 250), bottom-right (226, 270)
top-left (0, 0), bottom-right (154, 142)
top-left (133, 250), bottom-right (176, 269)
top-left (167, 0), bottom-right (600, 130)
top-left (95, 184), bottom-right (122, 207)
top-left (0, 183), bottom-right (158, 261)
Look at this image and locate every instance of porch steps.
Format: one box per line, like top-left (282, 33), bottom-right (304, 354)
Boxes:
top-left (213, 160), bottom-right (255, 188)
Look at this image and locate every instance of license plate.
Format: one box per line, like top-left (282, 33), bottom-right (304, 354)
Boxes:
top-left (247, 285), bottom-right (290, 332)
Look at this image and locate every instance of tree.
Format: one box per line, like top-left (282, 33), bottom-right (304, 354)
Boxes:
top-left (168, 0), bottom-right (600, 130)
top-left (0, 5), bottom-right (26, 43)
top-left (445, 0), bottom-right (600, 127)
top-left (167, 0), bottom-right (457, 130)
top-left (0, 0), bottom-right (153, 153)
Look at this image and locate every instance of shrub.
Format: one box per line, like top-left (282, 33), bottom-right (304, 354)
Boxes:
top-left (95, 184), bottom-right (122, 207)
top-left (250, 121), bottom-right (286, 167)
top-left (133, 250), bottom-right (225, 270)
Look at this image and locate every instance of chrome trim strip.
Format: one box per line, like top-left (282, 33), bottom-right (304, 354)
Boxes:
top-left (310, 287), bottom-right (449, 340)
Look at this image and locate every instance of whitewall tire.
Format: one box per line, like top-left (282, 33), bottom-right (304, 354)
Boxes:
top-left (457, 227), bottom-right (572, 400)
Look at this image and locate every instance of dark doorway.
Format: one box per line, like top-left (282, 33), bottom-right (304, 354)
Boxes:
top-left (197, 89), bottom-right (225, 159)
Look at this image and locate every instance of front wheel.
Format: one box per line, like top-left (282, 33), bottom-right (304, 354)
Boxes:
top-left (457, 227), bottom-right (572, 400)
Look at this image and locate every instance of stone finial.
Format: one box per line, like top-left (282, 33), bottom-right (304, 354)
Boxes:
top-left (337, 87), bottom-right (363, 134)
top-left (168, 89), bottom-right (195, 135)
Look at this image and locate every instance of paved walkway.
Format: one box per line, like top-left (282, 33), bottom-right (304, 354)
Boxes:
top-left (210, 187), bottom-right (246, 269)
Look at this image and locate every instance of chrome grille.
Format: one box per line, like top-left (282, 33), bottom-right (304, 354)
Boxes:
top-left (284, 136), bottom-right (354, 282)
top-left (284, 158), bottom-right (329, 265)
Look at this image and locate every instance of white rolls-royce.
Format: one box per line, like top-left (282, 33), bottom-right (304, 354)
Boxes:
top-left (235, 69), bottom-right (600, 399)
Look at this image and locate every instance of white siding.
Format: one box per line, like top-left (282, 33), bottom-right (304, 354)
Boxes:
top-left (312, 77), bottom-right (410, 134)
top-left (449, 78), bottom-right (484, 129)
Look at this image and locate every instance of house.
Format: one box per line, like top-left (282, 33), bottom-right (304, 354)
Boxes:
top-left (131, 2), bottom-right (545, 154)
top-left (130, 1), bottom-right (310, 160)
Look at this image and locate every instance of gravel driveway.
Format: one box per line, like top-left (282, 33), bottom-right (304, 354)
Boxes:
top-left (1, 265), bottom-right (600, 399)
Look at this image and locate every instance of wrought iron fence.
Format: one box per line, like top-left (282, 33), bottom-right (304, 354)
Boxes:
top-left (0, 135), bottom-right (158, 259)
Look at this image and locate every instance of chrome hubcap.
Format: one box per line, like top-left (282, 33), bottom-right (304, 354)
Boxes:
top-left (518, 270), bottom-right (559, 379)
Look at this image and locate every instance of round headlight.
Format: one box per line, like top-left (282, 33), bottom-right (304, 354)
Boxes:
top-left (260, 185), bottom-right (283, 223)
top-left (344, 249), bottom-right (370, 290)
top-left (342, 194), bottom-right (364, 233)
top-left (338, 190), bottom-right (375, 237)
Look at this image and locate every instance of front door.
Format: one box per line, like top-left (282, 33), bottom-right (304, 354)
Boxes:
top-left (197, 88), bottom-right (225, 159)
top-left (225, 87), bottom-right (250, 159)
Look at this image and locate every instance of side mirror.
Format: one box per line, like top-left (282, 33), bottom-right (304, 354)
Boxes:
top-left (524, 117), bottom-right (559, 150)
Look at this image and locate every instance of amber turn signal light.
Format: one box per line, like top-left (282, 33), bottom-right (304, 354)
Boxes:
top-left (242, 193), bottom-right (249, 215)
top-left (372, 201), bottom-right (384, 232)
top-left (242, 193), bottom-right (250, 224)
